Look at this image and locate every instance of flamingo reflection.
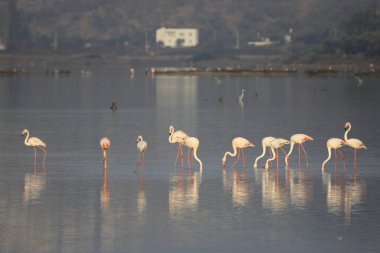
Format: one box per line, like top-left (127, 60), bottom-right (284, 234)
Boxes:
top-left (222, 169), bottom-right (251, 207)
top-left (169, 170), bottom-right (201, 217)
top-left (23, 173), bottom-right (46, 204)
top-left (322, 170), bottom-right (364, 225)
top-left (261, 169), bottom-right (287, 212)
top-left (288, 168), bottom-right (311, 210)
top-left (136, 174), bottom-right (146, 214)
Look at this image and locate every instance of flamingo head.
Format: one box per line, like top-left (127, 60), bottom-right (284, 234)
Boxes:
top-left (247, 142), bottom-right (255, 148)
top-left (242, 89), bottom-right (245, 93)
top-left (304, 135), bottom-right (314, 141)
top-left (222, 157), bottom-right (226, 167)
top-left (340, 140), bottom-right (346, 146)
top-left (21, 129), bottom-right (28, 136)
top-left (169, 125), bottom-right (174, 135)
top-left (361, 143), bottom-right (367, 150)
top-left (137, 135), bottom-right (143, 143)
top-left (100, 137), bottom-right (110, 150)
top-left (344, 122), bottom-right (351, 131)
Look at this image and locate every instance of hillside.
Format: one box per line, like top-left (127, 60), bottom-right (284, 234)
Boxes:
top-left (9, 0), bottom-right (379, 54)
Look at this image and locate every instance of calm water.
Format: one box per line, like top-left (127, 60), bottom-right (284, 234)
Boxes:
top-left (0, 66), bottom-right (380, 253)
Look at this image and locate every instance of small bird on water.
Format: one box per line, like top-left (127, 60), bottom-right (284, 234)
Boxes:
top-left (110, 102), bottom-right (117, 111)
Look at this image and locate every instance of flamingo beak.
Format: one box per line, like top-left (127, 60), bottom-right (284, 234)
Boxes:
top-left (341, 141), bottom-right (345, 145)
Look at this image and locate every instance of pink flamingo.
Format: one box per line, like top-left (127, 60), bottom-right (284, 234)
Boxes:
top-left (183, 136), bottom-right (203, 173)
top-left (135, 135), bottom-right (148, 173)
top-left (321, 138), bottom-right (346, 171)
top-left (100, 137), bottom-right (110, 170)
top-left (22, 129), bottom-right (47, 171)
top-left (222, 137), bottom-right (254, 168)
top-left (168, 125), bottom-right (188, 168)
top-left (285, 134), bottom-right (314, 167)
top-left (254, 136), bottom-right (275, 168)
top-left (264, 138), bottom-right (290, 169)
top-left (344, 122), bottom-right (367, 167)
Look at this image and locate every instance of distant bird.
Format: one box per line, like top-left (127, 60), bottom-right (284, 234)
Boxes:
top-left (100, 137), bottom-right (110, 169)
top-left (214, 77), bottom-right (222, 84)
top-left (168, 125), bottom-right (188, 168)
top-left (218, 97), bottom-right (224, 103)
top-left (135, 135), bottom-right (148, 173)
top-left (254, 136), bottom-right (275, 168)
top-left (110, 101), bottom-right (117, 111)
top-left (264, 138), bottom-right (289, 169)
top-left (237, 89), bottom-right (245, 102)
top-left (285, 134), bottom-right (314, 167)
top-left (344, 122), bottom-right (367, 167)
top-left (22, 129), bottom-right (47, 170)
top-left (355, 76), bottom-right (363, 85)
top-left (321, 138), bottom-right (346, 171)
top-left (222, 137), bottom-right (254, 168)
top-left (183, 136), bottom-right (203, 172)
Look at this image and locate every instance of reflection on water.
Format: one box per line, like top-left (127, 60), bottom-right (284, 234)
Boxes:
top-left (23, 173), bottom-right (46, 204)
top-left (136, 175), bottom-right (146, 214)
top-left (169, 169), bottom-right (201, 217)
top-left (289, 168), bottom-right (311, 210)
top-left (223, 169), bottom-right (251, 207)
top-left (322, 170), bottom-right (364, 225)
top-left (101, 168), bottom-right (110, 210)
top-left (262, 169), bottom-right (287, 212)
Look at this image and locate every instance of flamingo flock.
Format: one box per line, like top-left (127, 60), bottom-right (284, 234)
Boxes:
top-left (21, 122), bottom-right (366, 173)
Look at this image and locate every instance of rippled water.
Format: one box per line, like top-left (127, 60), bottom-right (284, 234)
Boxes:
top-left (0, 66), bottom-right (379, 252)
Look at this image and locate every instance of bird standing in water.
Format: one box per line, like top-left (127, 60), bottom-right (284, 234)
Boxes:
top-left (22, 129), bottom-right (47, 172)
top-left (135, 135), bottom-right (148, 173)
top-left (100, 137), bottom-right (110, 170)
top-left (222, 137), bottom-right (254, 169)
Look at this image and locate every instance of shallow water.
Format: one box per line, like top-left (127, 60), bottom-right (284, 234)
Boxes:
top-left (0, 67), bottom-right (380, 252)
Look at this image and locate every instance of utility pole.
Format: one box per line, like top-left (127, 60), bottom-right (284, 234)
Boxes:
top-left (235, 29), bottom-right (240, 49)
top-left (145, 31), bottom-right (149, 54)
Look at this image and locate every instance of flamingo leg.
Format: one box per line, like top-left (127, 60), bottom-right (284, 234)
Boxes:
top-left (338, 149), bottom-right (346, 170)
top-left (33, 147), bottom-right (37, 173)
top-left (231, 149), bottom-right (241, 169)
top-left (242, 148), bottom-right (246, 168)
top-left (179, 144), bottom-right (184, 169)
top-left (269, 148), bottom-right (273, 167)
top-left (190, 148), bottom-right (194, 169)
top-left (300, 143), bottom-right (308, 167)
top-left (334, 149), bottom-right (337, 169)
top-left (276, 149), bottom-right (279, 169)
top-left (174, 144), bottom-right (180, 168)
top-left (134, 151), bottom-right (140, 173)
top-left (298, 144), bottom-right (301, 167)
top-left (38, 146), bottom-right (47, 175)
top-left (141, 150), bottom-right (145, 173)
top-left (187, 147), bottom-right (191, 169)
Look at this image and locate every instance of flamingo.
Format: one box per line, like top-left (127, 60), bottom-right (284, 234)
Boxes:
top-left (222, 137), bottom-right (254, 168)
top-left (183, 137), bottom-right (203, 173)
top-left (100, 137), bottom-right (110, 169)
top-left (237, 89), bottom-right (245, 102)
top-left (135, 135), bottom-right (148, 173)
top-left (22, 129), bottom-right (47, 171)
top-left (254, 136), bottom-right (276, 168)
top-left (169, 125), bottom-right (188, 168)
top-left (344, 122), bottom-right (367, 167)
top-left (264, 138), bottom-right (290, 169)
top-left (285, 134), bottom-right (314, 167)
top-left (321, 138), bottom-right (346, 171)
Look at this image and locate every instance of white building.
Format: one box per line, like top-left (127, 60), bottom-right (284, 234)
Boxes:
top-left (156, 27), bottom-right (199, 48)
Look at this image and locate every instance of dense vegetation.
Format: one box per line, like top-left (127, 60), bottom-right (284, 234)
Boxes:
top-left (4, 0), bottom-right (380, 58)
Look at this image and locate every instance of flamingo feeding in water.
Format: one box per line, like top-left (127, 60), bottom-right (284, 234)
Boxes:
top-left (344, 122), bottom-right (367, 167)
top-left (135, 135), bottom-right (148, 173)
top-left (169, 125), bottom-right (189, 168)
top-left (22, 129), bottom-right (47, 170)
top-left (222, 137), bottom-right (254, 169)
top-left (285, 134), bottom-right (314, 167)
top-left (321, 138), bottom-right (346, 171)
top-left (253, 136), bottom-right (275, 168)
top-left (100, 137), bottom-right (110, 169)
top-left (264, 138), bottom-right (290, 169)
top-left (183, 136), bottom-right (203, 173)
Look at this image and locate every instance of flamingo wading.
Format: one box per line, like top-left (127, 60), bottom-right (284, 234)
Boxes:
top-left (135, 135), bottom-right (148, 173)
top-left (183, 136), bottom-right (203, 172)
top-left (222, 137), bottom-right (254, 168)
top-left (321, 138), bottom-right (346, 171)
top-left (169, 125), bottom-right (189, 168)
top-left (100, 137), bottom-right (110, 169)
top-left (254, 136), bottom-right (275, 168)
top-left (285, 134), bottom-right (314, 167)
top-left (344, 122), bottom-right (367, 167)
top-left (22, 129), bottom-right (47, 170)
top-left (264, 138), bottom-right (290, 169)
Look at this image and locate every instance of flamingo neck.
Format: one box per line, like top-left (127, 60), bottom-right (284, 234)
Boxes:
top-left (168, 131), bottom-right (175, 144)
top-left (193, 147), bottom-right (203, 172)
top-left (254, 143), bottom-right (267, 167)
top-left (24, 131), bottom-right (30, 146)
top-left (265, 147), bottom-right (276, 168)
top-left (344, 124), bottom-right (351, 142)
top-left (322, 146), bottom-right (332, 170)
top-left (285, 141), bottom-right (295, 164)
top-left (223, 144), bottom-right (238, 164)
